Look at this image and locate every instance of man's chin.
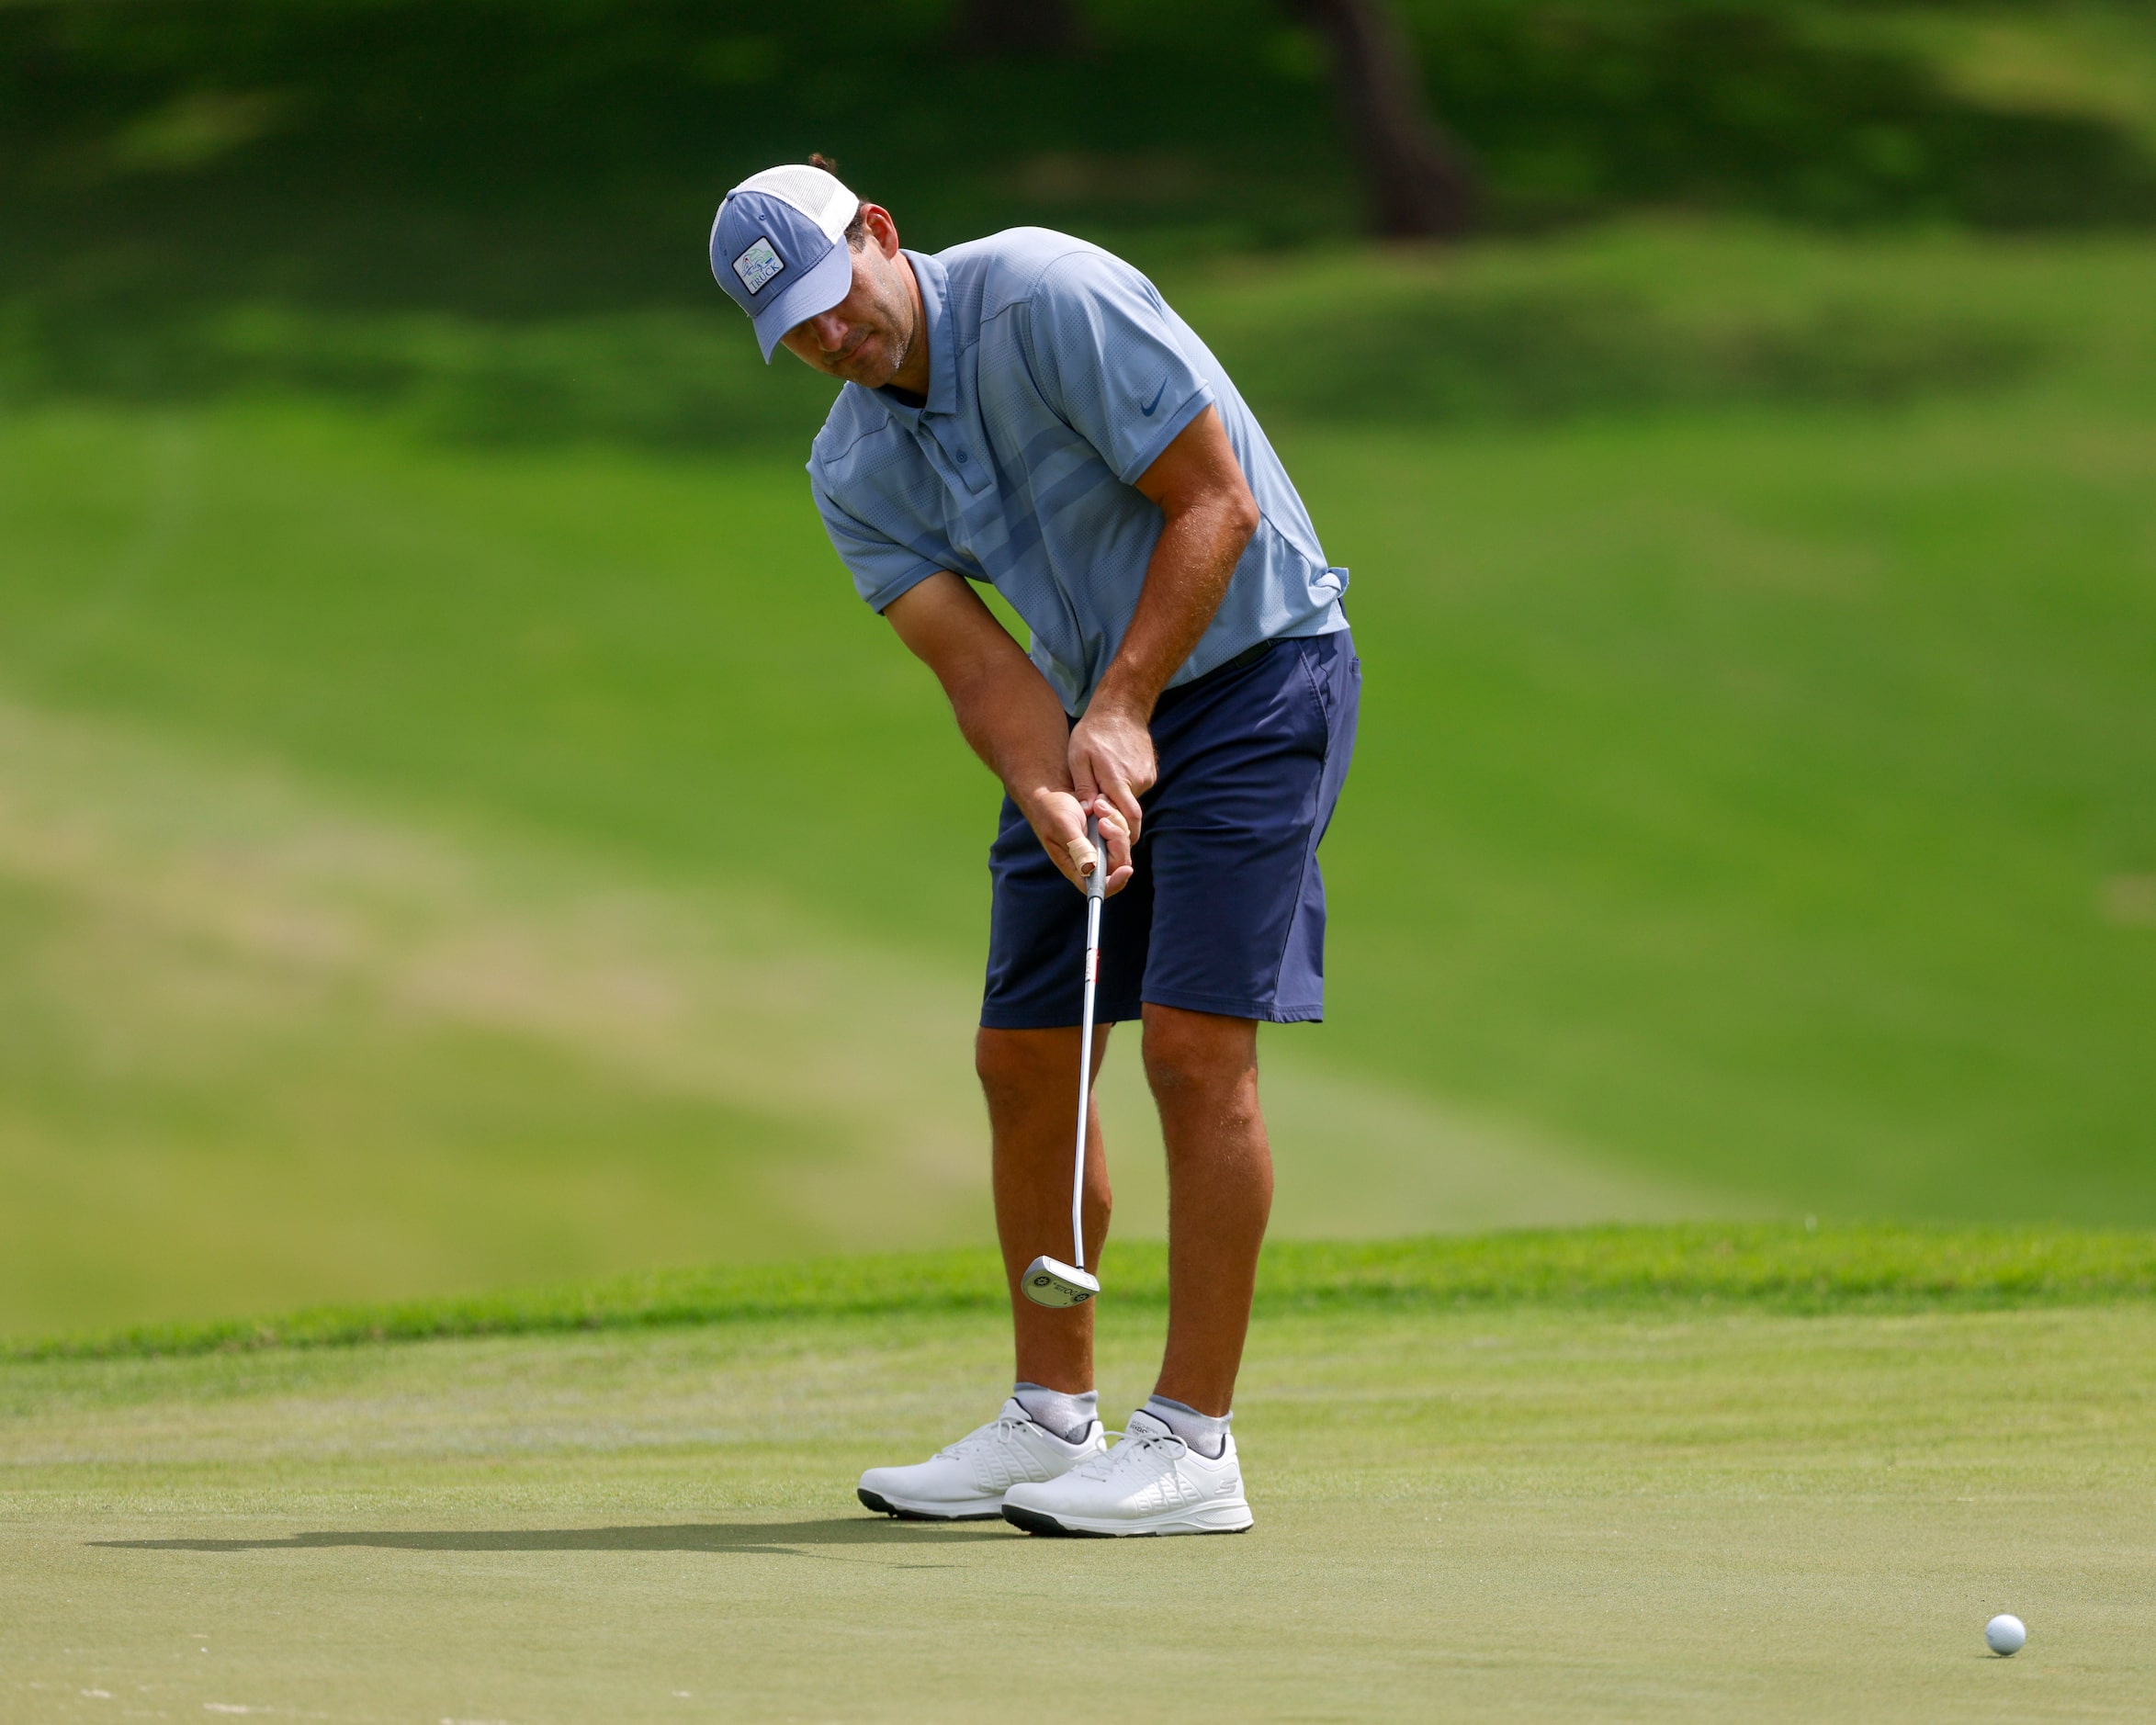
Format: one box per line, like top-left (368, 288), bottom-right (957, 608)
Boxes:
top-left (835, 353), bottom-right (899, 389)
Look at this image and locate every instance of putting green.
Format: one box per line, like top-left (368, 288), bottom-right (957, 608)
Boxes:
top-left (6, 1295), bottom-right (2151, 1719)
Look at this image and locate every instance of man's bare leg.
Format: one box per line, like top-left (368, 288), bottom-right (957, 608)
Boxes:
top-left (976, 1024), bottom-right (1115, 1395)
top-left (1143, 1005), bottom-right (1270, 1417)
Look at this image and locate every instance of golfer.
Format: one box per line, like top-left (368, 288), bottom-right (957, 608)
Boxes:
top-left (709, 158), bottom-right (1359, 1536)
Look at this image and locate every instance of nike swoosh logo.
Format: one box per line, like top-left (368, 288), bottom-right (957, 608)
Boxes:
top-left (1140, 379), bottom-right (1168, 416)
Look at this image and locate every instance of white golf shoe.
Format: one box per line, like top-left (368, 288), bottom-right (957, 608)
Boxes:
top-left (1000, 1408), bottom-right (1254, 1537)
top-left (857, 1398), bottom-right (1105, 1521)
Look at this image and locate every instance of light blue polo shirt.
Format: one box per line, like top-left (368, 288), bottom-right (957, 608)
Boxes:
top-left (807, 229), bottom-right (1349, 714)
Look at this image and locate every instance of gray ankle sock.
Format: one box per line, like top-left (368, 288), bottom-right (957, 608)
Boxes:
top-left (1013, 1382), bottom-right (1099, 1444)
top-left (1144, 1394), bottom-right (1231, 1460)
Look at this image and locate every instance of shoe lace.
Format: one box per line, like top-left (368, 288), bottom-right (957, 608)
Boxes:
top-left (1071, 1426), bottom-right (1186, 1482)
top-left (938, 1415), bottom-right (1032, 1460)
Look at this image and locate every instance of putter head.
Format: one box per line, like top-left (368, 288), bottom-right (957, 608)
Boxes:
top-left (1020, 1255), bottom-right (1101, 1308)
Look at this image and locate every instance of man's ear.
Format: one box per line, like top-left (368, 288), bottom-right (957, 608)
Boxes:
top-left (860, 204), bottom-right (903, 259)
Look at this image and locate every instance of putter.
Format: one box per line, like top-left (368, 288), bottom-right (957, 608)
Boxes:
top-left (1021, 814), bottom-right (1107, 1309)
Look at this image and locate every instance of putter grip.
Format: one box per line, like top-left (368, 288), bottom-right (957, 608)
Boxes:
top-left (1085, 815), bottom-right (1106, 900)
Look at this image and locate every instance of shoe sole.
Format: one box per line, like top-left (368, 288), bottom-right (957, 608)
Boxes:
top-left (857, 1487), bottom-right (1004, 1522)
top-left (1001, 1502), bottom-right (1254, 1539)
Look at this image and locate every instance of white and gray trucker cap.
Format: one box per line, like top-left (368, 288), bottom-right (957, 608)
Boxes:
top-left (709, 163), bottom-right (860, 362)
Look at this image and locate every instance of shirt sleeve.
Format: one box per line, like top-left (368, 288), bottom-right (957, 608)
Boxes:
top-left (812, 479), bottom-right (946, 614)
top-left (1019, 250), bottom-right (1215, 487)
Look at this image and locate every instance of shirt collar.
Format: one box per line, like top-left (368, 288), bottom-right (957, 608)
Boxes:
top-left (871, 249), bottom-right (957, 425)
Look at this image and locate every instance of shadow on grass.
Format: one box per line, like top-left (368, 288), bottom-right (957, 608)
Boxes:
top-left (93, 1517), bottom-right (1011, 1557)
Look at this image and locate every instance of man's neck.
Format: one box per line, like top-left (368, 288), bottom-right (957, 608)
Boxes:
top-left (887, 252), bottom-right (932, 400)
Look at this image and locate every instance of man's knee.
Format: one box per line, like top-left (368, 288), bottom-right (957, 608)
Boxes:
top-left (976, 1027), bottom-right (1069, 1111)
top-left (1141, 1007), bottom-right (1258, 1104)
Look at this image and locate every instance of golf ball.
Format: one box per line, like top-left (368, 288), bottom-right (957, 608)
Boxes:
top-left (1984, 1614), bottom-right (2026, 1656)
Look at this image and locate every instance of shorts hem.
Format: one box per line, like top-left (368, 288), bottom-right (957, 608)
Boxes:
top-left (1140, 987), bottom-right (1325, 1025)
top-left (980, 1000), bottom-right (1146, 1032)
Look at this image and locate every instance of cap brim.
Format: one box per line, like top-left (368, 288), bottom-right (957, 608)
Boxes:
top-left (751, 241), bottom-right (855, 364)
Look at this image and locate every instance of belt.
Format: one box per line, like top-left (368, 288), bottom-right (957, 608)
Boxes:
top-left (1149, 637), bottom-right (1283, 713)
top-left (1213, 637), bottom-right (1282, 677)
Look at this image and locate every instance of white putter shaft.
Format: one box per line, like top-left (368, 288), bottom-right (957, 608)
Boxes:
top-left (1022, 815), bottom-right (1106, 1308)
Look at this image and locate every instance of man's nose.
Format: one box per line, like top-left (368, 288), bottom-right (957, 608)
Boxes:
top-left (808, 311), bottom-right (850, 353)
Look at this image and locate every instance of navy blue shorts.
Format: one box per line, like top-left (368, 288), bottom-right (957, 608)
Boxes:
top-left (982, 630), bottom-right (1360, 1028)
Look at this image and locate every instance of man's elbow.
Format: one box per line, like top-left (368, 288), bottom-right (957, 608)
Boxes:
top-left (1218, 482), bottom-right (1261, 547)
top-left (1159, 475), bottom-right (1259, 556)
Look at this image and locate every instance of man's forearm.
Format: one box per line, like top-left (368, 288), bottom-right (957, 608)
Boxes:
top-left (1063, 409), bottom-right (1261, 827)
top-left (1092, 490), bottom-right (1258, 720)
top-left (943, 646), bottom-right (1078, 816)
top-left (883, 570), bottom-right (1131, 891)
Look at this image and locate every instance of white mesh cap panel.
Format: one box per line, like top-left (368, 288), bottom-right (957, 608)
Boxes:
top-left (728, 163), bottom-right (858, 240)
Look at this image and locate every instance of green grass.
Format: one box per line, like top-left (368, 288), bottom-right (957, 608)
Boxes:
top-left (14, 1223), bottom-right (2156, 1362)
top-left (1852, 2), bottom-right (2156, 154)
top-left (6, 1286), bottom-right (2154, 1719)
top-left (2, 222), bottom-right (2153, 1331)
top-left (0, 221), bottom-right (2084, 449)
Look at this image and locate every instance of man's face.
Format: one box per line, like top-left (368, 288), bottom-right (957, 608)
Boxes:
top-left (778, 206), bottom-right (918, 389)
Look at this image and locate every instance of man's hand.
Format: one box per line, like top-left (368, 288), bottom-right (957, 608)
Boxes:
top-left (1069, 695), bottom-right (1157, 838)
top-left (1023, 787), bottom-right (1134, 895)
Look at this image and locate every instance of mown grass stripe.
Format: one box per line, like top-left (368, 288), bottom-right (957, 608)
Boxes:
top-left (10, 1223), bottom-right (2156, 1362)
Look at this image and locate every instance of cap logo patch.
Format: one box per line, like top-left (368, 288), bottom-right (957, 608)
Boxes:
top-left (732, 236), bottom-right (786, 296)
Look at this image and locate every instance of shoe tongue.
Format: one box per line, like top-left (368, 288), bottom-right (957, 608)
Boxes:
top-left (999, 1397), bottom-right (1035, 1425)
top-left (1124, 1408), bottom-right (1173, 1439)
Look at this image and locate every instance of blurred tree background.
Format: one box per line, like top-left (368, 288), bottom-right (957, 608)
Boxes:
top-left (2, 0), bottom-right (2153, 1332)
top-left (6, 0), bottom-right (2155, 451)
top-left (5, 0), bottom-right (2152, 400)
